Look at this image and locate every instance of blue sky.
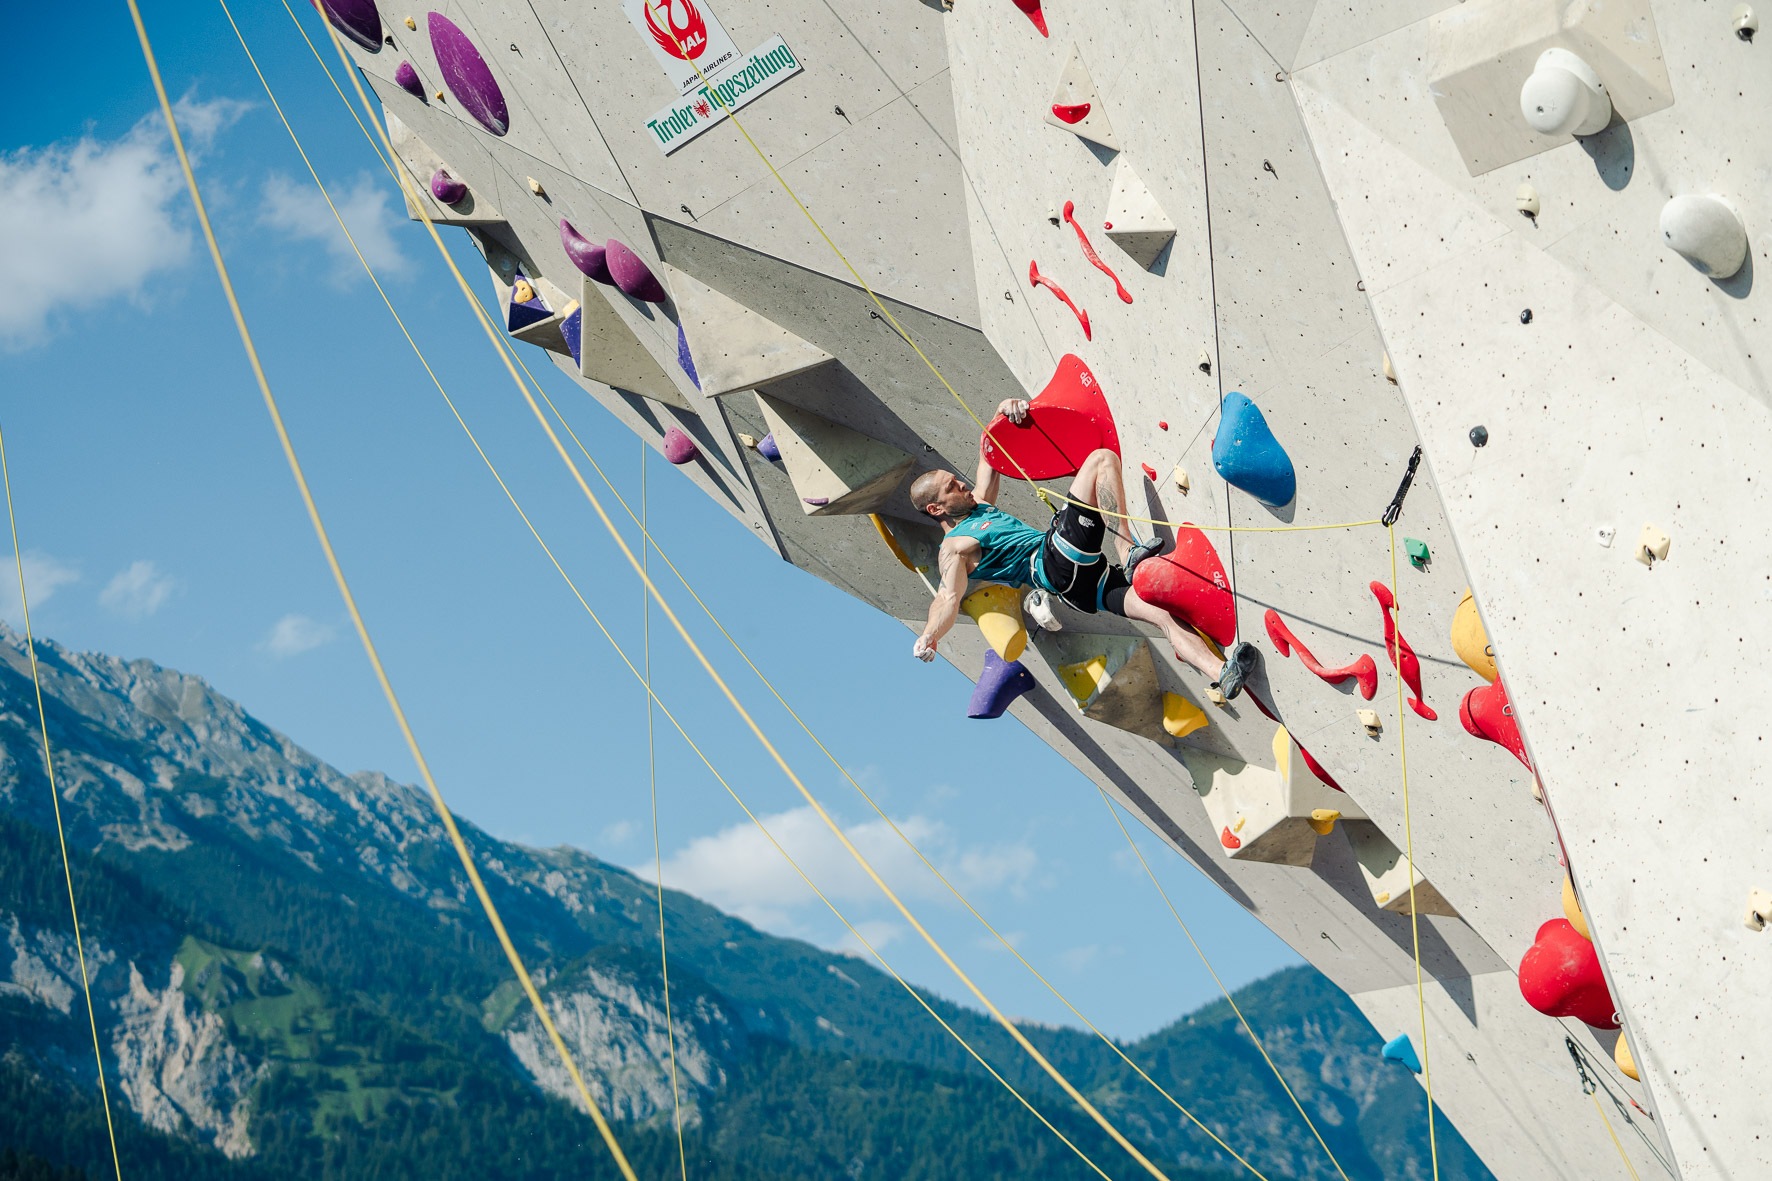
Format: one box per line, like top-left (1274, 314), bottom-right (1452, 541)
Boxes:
top-left (0, 1), bottom-right (1299, 1039)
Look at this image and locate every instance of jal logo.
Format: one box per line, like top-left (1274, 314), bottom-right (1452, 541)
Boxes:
top-left (645, 0), bottom-right (709, 60)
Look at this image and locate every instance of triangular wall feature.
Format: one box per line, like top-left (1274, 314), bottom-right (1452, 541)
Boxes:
top-left (665, 265), bottom-right (835, 398)
top-left (754, 395), bottom-right (916, 515)
top-left (1043, 45), bottom-right (1120, 151)
top-left (1188, 727), bottom-right (1368, 867)
top-left (574, 275), bottom-right (693, 409)
top-left (1103, 160), bottom-right (1175, 269)
top-left (1345, 821), bottom-right (1459, 917)
top-left (1040, 635), bottom-right (1171, 746)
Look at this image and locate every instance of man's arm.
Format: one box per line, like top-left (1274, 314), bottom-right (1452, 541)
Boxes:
top-left (973, 398), bottom-right (1029, 506)
top-left (913, 537), bottom-right (978, 661)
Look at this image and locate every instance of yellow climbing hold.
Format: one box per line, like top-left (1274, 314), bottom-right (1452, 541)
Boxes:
top-left (1451, 587), bottom-right (1498, 682)
top-left (1615, 1033), bottom-right (1640, 1081)
top-left (962, 583), bottom-right (1028, 662)
top-left (1308, 809), bottom-right (1341, 836)
top-left (1233, 816), bottom-right (1246, 833)
top-left (1376, 891), bottom-right (1392, 906)
top-left (1162, 692), bottom-right (1209, 738)
top-left (1058, 655), bottom-right (1109, 705)
top-left (511, 278), bottom-right (536, 304)
top-left (404, 15), bottom-right (417, 30)
top-left (870, 514), bottom-right (920, 573)
top-left (1563, 873), bottom-right (1591, 940)
top-left (1206, 686), bottom-right (1227, 707)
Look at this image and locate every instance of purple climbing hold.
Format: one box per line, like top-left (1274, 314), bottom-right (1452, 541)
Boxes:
top-left (803, 497), bottom-right (831, 507)
top-left (604, 240), bottom-right (668, 303)
top-left (663, 428), bottom-right (698, 466)
top-left (506, 274), bottom-right (551, 333)
top-left (559, 219), bottom-right (612, 283)
top-left (428, 12), bottom-right (509, 136)
top-left (676, 322), bottom-right (700, 389)
top-left (319, 0), bottom-right (383, 52)
top-left (394, 61), bottom-right (425, 98)
top-left (429, 169), bottom-right (467, 205)
top-left (968, 651), bottom-right (1037, 719)
top-left (757, 433), bottom-right (781, 462)
top-left (560, 305), bottom-right (583, 369)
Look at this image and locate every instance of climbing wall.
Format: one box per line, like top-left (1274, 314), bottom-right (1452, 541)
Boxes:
top-left (326, 0), bottom-right (1772, 1175)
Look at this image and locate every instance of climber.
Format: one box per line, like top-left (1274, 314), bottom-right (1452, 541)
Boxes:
top-left (909, 398), bottom-right (1257, 697)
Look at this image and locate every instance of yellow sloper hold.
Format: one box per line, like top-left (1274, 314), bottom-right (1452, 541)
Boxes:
top-left (1271, 725), bottom-right (1292, 780)
top-left (1616, 1034), bottom-right (1640, 1082)
top-left (1308, 809), bottom-right (1341, 836)
top-left (1058, 655), bottom-right (1109, 706)
top-left (962, 584), bottom-right (1027, 662)
top-left (1563, 873), bottom-right (1591, 940)
top-left (870, 513), bottom-right (918, 573)
top-left (1162, 692), bottom-right (1208, 738)
top-left (1451, 587), bottom-right (1498, 682)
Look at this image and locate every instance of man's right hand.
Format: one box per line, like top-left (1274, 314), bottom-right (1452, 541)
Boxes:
top-left (912, 634), bottom-right (937, 662)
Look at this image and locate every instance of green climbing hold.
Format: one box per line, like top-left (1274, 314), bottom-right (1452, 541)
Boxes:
top-left (1405, 538), bottom-right (1430, 568)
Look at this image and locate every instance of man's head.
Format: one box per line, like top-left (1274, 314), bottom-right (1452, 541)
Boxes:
top-left (909, 469), bottom-right (976, 522)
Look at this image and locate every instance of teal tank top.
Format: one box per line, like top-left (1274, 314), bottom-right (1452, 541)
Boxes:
top-left (947, 503), bottom-right (1047, 587)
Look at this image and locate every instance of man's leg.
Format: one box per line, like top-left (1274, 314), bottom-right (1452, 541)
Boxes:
top-left (1120, 587), bottom-right (1222, 678)
top-left (1068, 449), bottom-right (1136, 565)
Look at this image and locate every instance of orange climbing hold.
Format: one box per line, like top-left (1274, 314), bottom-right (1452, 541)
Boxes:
top-left (1130, 526), bottom-right (1235, 647)
top-left (981, 353), bottom-right (1120, 480)
top-left (1264, 609), bottom-right (1378, 699)
top-left (1370, 581), bottom-right (1436, 720)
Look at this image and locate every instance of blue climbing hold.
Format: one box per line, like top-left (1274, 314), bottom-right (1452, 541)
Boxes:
top-left (1211, 391), bottom-right (1295, 507)
top-left (561, 305), bottom-right (583, 369)
top-left (757, 433), bottom-right (781, 462)
top-left (968, 650), bottom-right (1037, 719)
top-left (1381, 1033), bottom-right (1422, 1074)
top-left (677, 322), bottom-right (700, 389)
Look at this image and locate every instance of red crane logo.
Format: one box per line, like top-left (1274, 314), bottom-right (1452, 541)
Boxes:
top-left (645, 0), bottom-right (709, 60)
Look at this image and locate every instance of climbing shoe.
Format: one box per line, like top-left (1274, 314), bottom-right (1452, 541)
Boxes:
top-left (1123, 536), bottom-right (1164, 581)
top-left (1215, 641), bottom-right (1259, 701)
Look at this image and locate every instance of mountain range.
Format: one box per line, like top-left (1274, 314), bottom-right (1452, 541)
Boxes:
top-left (0, 627), bottom-right (1491, 1179)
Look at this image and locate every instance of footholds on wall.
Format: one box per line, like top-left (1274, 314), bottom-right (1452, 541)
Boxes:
top-left (1171, 464), bottom-right (1190, 495)
top-left (395, 60), bottom-right (425, 98)
top-left (1743, 887), bottom-right (1772, 931)
top-left (1405, 537), bottom-right (1430, 568)
top-left (527, 176), bottom-right (545, 196)
top-left (1594, 525), bottom-right (1616, 548)
top-left (1382, 1033), bottom-right (1423, 1073)
top-left (1197, 349), bottom-right (1212, 374)
top-left (1520, 308), bottom-right (1533, 324)
top-left (1358, 708), bottom-right (1381, 737)
top-left (662, 427), bottom-right (698, 465)
top-left (1634, 523), bottom-right (1671, 567)
top-left (1140, 462), bottom-right (1158, 483)
top-left (1519, 48), bottom-right (1612, 138)
top-left (1383, 352), bottom-right (1397, 383)
top-left (1615, 1035), bottom-right (1640, 1082)
top-left (1469, 425), bottom-right (1489, 447)
top-left (404, 15), bottom-right (417, 31)
top-left (757, 433), bottom-right (781, 461)
top-left (1562, 873), bottom-right (1591, 939)
top-left (1660, 194), bottom-right (1750, 279)
top-left (429, 169), bottom-right (467, 205)
top-left (1516, 184), bottom-right (1540, 220)
top-left (1308, 809), bottom-right (1340, 835)
top-left (1733, 3), bottom-right (1758, 40)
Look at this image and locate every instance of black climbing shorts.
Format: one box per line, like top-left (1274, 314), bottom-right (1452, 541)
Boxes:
top-left (1035, 502), bottom-right (1131, 615)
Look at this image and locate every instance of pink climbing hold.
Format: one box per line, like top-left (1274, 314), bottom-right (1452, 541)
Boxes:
top-left (1051, 103), bottom-right (1092, 125)
top-left (1028, 260), bottom-right (1090, 339)
top-left (662, 428), bottom-right (698, 465)
top-left (1264, 610), bottom-right (1378, 699)
top-left (1460, 679), bottom-right (1531, 770)
top-left (982, 353), bottom-right (1120, 480)
top-left (1130, 526), bottom-right (1235, 648)
top-left (1369, 581), bottom-right (1437, 721)
top-left (1063, 200), bottom-right (1133, 304)
top-left (1010, 0), bottom-right (1049, 36)
top-left (604, 239), bottom-right (668, 303)
top-left (559, 219), bottom-right (612, 283)
top-left (429, 169), bottom-right (467, 205)
top-left (1519, 919), bottom-right (1619, 1029)
top-left (395, 61), bottom-right (425, 98)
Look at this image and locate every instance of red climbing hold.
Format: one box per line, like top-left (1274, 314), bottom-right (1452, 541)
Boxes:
top-left (982, 354), bottom-right (1120, 480)
top-left (1220, 825), bottom-right (1242, 850)
top-left (1063, 200), bottom-right (1133, 304)
top-left (1130, 526), bottom-right (1235, 648)
top-left (1264, 610), bottom-right (1378, 700)
top-left (1158, 421), bottom-right (1168, 431)
top-left (1141, 463), bottom-right (1158, 483)
top-left (1010, 0), bottom-right (1049, 36)
top-left (1051, 102), bottom-right (1091, 124)
top-left (1369, 582), bottom-right (1436, 721)
top-left (1519, 918), bottom-right (1618, 1029)
top-left (1459, 679), bottom-right (1531, 770)
top-left (1028, 260), bottom-right (1091, 340)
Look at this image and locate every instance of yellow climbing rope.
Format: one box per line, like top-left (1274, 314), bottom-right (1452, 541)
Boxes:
top-left (131, 6), bottom-right (642, 1178)
top-left (642, 452), bottom-right (692, 1181)
top-left (1387, 523), bottom-right (1440, 1181)
top-left (1590, 1091), bottom-right (1642, 1181)
top-left (0, 427), bottom-right (125, 1181)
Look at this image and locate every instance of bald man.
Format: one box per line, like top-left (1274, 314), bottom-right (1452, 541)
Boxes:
top-left (909, 398), bottom-right (1257, 698)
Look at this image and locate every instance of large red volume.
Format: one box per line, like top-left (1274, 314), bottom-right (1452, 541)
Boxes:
top-left (982, 353), bottom-right (1120, 480)
top-left (1369, 581), bottom-right (1437, 721)
top-left (1265, 610), bottom-right (1378, 699)
top-left (1130, 526), bottom-right (1236, 648)
top-left (1460, 679), bottom-right (1531, 770)
top-left (1519, 918), bottom-right (1619, 1029)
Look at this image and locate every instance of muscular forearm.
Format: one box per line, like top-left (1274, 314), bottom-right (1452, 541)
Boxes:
top-left (922, 589), bottom-right (962, 644)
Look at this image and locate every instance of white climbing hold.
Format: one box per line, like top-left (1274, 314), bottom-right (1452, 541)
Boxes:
top-left (1660, 195), bottom-right (1749, 279)
top-left (1515, 184), bottom-right (1540, 218)
top-left (1197, 349), bottom-right (1212, 374)
top-left (1171, 464), bottom-right (1191, 495)
top-left (1733, 3), bottom-right (1759, 39)
top-left (1745, 887), bottom-right (1772, 932)
top-left (737, 433), bottom-right (759, 450)
top-left (404, 15), bottom-right (417, 30)
top-left (1382, 352), bottom-right (1397, 384)
top-left (1358, 708), bottom-right (1381, 737)
top-left (1634, 523), bottom-right (1671, 567)
top-left (1102, 160), bottom-right (1175, 269)
top-left (1519, 49), bottom-right (1611, 138)
top-left (1595, 525), bottom-right (1616, 548)
top-left (527, 176), bottom-right (546, 195)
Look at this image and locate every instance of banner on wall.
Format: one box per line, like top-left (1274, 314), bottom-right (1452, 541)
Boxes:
top-left (643, 36), bottom-right (804, 156)
top-left (624, 0), bottom-right (741, 95)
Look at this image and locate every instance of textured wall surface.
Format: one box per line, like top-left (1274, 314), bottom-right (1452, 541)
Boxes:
top-left (328, 0), bottom-right (1772, 1175)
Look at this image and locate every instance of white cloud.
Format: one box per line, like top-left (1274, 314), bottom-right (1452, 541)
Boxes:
top-left (259, 171), bottom-right (411, 285)
top-left (259, 613), bottom-right (335, 658)
top-left (1060, 944), bottom-right (1101, 973)
top-left (835, 920), bottom-right (904, 959)
top-left (99, 560), bottom-right (174, 619)
top-left (0, 96), bottom-right (248, 350)
top-left (0, 552), bottom-right (80, 626)
top-left (643, 806), bottom-right (1037, 939)
top-left (599, 819), bottom-right (637, 849)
